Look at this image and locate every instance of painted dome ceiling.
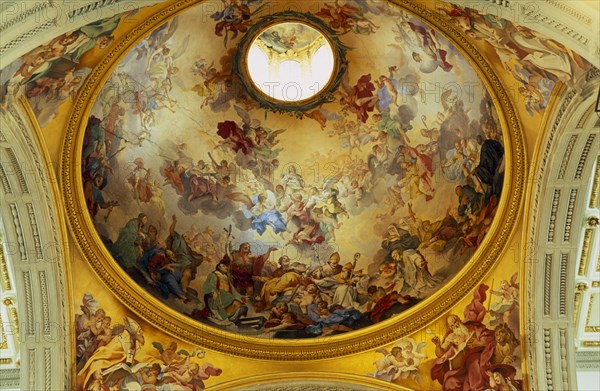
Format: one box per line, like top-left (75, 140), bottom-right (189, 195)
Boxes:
top-left (81, 0), bottom-right (506, 339)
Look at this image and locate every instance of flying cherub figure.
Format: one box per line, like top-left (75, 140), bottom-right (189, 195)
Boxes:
top-left (489, 272), bottom-right (519, 327)
top-left (372, 338), bottom-right (426, 382)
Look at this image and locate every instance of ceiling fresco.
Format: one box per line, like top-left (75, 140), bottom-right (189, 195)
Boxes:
top-left (12, 0), bottom-right (600, 389)
top-left (81, 0), bottom-right (506, 339)
top-left (257, 21), bottom-right (324, 55)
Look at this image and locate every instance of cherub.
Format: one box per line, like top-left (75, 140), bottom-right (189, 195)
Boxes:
top-left (372, 338), bottom-right (426, 382)
top-left (489, 273), bottom-right (519, 326)
top-left (373, 346), bottom-right (406, 381)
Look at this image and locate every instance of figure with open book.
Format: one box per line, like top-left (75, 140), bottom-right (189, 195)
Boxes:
top-left (430, 284), bottom-right (496, 391)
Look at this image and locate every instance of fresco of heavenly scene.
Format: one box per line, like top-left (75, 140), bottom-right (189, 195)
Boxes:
top-left (82, 0), bottom-right (505, 339)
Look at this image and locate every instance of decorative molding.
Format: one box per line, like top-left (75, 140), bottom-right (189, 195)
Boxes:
top-left (481, 0), bottom-right (509, 7)
top-left (591, 156), bottom-right (600, 209)
top-left (0, 131), bottom-right (6, 142)
top-left (584, 295), bottom-right (598, 332)
top-left (559, 328), bottom-right (569, 390)
top-left (519, 8), bottom-right (589, 45)
top-left (4, 148), bottom-right (29, 194)
top-left (544, 329), bottom-right (554, 390)
top-left (28, 349), bottom-right (35, 391)
top-left (0, 2), bottom-right (51, 33)
top-left (582, 341), bottom-right (600, 347)
top-left (563, 189), bottom-right (577, 242)
top-left (8, 203), bottom-right (26, 261)
top-left (576, 104), bottom-right (595, 129)
top-left (0, 22), bottom-right (55, 55)
top-left (575, 134), bottom-right (596, 179)
top-left (578, 229), bottom-right (593, 275)
top-left (559, 254), bottom-right (568, 316)
top-left (6, 301), bottom-right (20, 344)
top-left (587, 68), bottom-right (600, 82)
top-left (0, 244), bottom-right (11, 291)
top-left (593, 281), bottom-right (600, 288)
top-left (0, 162), bottom-right (12, 194)
top-left (543, 0), bottom-right (592, 24)
top-left (548, 189), bottom-right (560, 242)
top-left (22, 271), bottom-right (33, 337)
top-left (67, 0), bottom-right (126, 19)
top-left (544, 254), bottom-right (553, 316)
top-left (44, 347), bottom-right (51, 391)
top-left (39, 271), bottom-right (50, 336)
top-left (0, 311), bottom-right (7, 349)
top-left (209, 372), bottom-right (407, 391)
top-left (558, 135), bottom-right (577, 179)
top-left (574, 282), bottom-right (587, 323)
top-left (26, 203), bottom-right (43, 261)
top-left (0, 367), bottom-right (19, 387)
top-left (575, 350), bottom-right (600, 370)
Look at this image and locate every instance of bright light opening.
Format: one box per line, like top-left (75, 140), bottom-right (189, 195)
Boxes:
top-left (247, 22), bottom-right (335, 102)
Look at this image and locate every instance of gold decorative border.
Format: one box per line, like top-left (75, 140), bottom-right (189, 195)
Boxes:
top-left (582, 341), bottom-right (600, 347)
top-left (579, 229), bottom-right (593, 275)
top-left (59, 0), bottom-right (526, 359)
top-left (591, 156), bottom-right (600, 209)
top-left (0, 311), bottom-right (7, 350)
top-left (585, 294), bottom-right (600, 332)
top-left (575, 282), bottom-right (588, 323)
top-left (0, 239), bottom-right (11, 291)
top-left (206, 371), bottom-right (411, 391)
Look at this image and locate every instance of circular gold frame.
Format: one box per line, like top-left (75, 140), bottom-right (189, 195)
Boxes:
top-left (60, 0), bottom-right (526, 360)
top-left (233, 11), bottom-right (348, 113)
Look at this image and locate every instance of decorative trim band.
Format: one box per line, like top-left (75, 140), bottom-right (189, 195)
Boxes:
top-left (8, 204), bottom-right (26, 261)
top-left (563, 189), bottom-right (577, 242)
top-left (0, 2), bottom-right (51, 32)
top-left (548, 189), bottom-right (561, 242)
top-left (39, 271), bottom-right (50, 336)
top-left (22, 271), bottom-right (33, 336)
top-left (544, 254), bottom-right (553, 316)
top-left (575, 134), bottom-right (596, 180)
top-left (578, 229), bottom-right (593, 276)
top-left (26, 203), bottom-right (43, 261)
top-left (558, 135), bottom-right (577, 179)
top-left (0, 244), bottom-right (11, 291)
top-left (591, 156), bottom-right (600, 209)
top-left (0, 162), bottom-right (12, 194)
top-left (559, 254), bottom-right (568, 316)
top-left (4, 148), bottom-right (29, 194)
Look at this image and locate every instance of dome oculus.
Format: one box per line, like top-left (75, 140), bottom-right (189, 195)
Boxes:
top-left (246, 22), bottom-right (335, 102)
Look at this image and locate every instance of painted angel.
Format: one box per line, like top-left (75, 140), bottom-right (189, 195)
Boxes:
top-left (339, 73), bottom-right (378, 123)
top-left (489, 272), bottom-right (519, 326)
top-left (372, 338), bottom-right (426, 382)
top-left (393, 20), bottom-right (453, 73)
top-left (240, 190), bottom-right (287, 235)
top-left (216, 105), bottom-right (257, 154)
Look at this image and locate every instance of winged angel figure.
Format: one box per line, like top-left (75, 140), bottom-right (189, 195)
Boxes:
top-left (240, 190), bottom-right (287, 236)
top-left (371, 338), bottom-right (427, 383)
top-left (392, 12), bottom-right (454, 74)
